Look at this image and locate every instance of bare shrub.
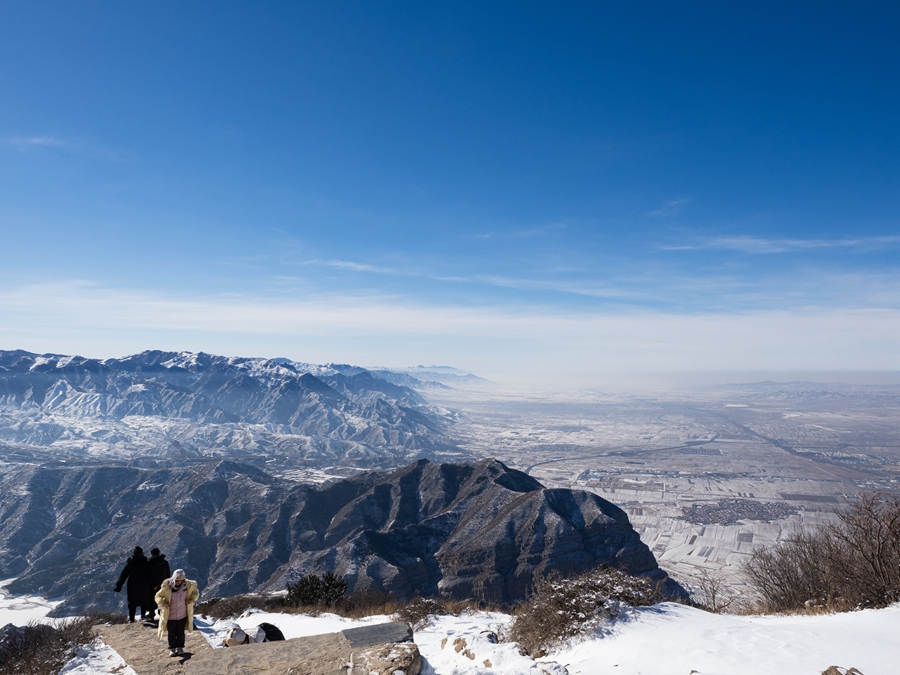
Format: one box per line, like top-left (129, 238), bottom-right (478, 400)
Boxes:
top-left (742, 529), bottom-right (839, 612)
top-left (0, 617), bottom-right (94, 675)
top-left (742, 492), bottom-right (900, 612)
top-left (829, 492), bottom-right (900, 607)
top-left (337, 589), bottom-right (403, 619)
top-left (695, 569), bottom-right (740, 613)
top-left (394, 596), bottom-right (448, 630)
top-left (505, 565), bottom-right (660, 655)
top-left (196, 594), bottom-right (282, 620)
top-left (197, 587), bottom-right (406, 621)
top-left (284, 572), bottom-right (348, 609)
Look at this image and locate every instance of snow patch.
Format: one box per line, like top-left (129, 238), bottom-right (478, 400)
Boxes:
top-left (58, 640), bottom-right (137, 675)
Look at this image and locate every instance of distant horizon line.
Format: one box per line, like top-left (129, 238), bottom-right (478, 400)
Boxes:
top-left (3, 347), bottom-right (898, 389)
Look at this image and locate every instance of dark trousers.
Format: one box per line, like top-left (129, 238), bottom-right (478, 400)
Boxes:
top-left (128, 602), bottom-right (150, 622)
top-left (167, 617), bottom-right (187, 649)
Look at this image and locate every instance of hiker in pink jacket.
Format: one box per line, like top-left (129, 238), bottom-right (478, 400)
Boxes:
top-left (154, 569), bottom-right (199, 657)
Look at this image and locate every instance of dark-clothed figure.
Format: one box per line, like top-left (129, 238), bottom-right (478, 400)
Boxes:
top-left (114, 546), bottom-right (153, 623)
top-left (147, 548), bottom-right (171, 618)
top-left (155, 569), bottom-right (199, 657)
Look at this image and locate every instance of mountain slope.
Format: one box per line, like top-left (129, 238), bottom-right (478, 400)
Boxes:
top-left (0, 350), bottom-right (454, 468)
top-left (0, 458), bottom-right (671, 615)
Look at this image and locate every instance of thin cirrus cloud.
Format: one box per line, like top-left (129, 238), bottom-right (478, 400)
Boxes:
top-left (469, 223), bottom-right (567, 240)
top-left (6, 134), bottom-right (122, 161)
top-left (468, 274), bottom-right (638, 300)
top-left (664, 235), bottom-right (900, 254)
top-left (648, 198), bottom-right (692, 217)
top-left (0, 280), bottom-right (897, 381)
top-left (255, 254), bottom-right (899, 311)
top-left (303, 261), bottom-right (646, 302)
top-left (8, 135), bottom-right (70, 149)
top-left (306, 259), bottom-right (408, 275)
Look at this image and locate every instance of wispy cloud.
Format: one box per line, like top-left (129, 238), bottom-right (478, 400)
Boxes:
top-left (0, 280), bottom-right (897, 381)
top-left (6, 134), bottom-right (122, 161)
top-left (300, 259), bottom-right (636, 300)
top-left (470, 223), bottom-right (566, 240)
top-left (664, 235), bottom-right (900, 254)
top-left (306, 259), bottom-right (406, 275)
top-left (466, 275), bottom-right (638, 299)
top-left (9, 135), bottom-right (70, 149)
top-left (649, 198), bottom-right (692, 217)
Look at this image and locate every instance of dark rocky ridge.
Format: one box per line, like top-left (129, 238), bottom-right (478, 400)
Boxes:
top-left (0, 349), bottom-right (455, 468)
top-left (0, 458), bottom-right (674, 615)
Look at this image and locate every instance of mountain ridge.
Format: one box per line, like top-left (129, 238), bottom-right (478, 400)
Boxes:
top-left (0, 457), bottom-right (674, 615)
top-left (0, 349), bottom-right (457, 469)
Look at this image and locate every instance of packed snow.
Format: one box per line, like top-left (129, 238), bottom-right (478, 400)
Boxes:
top-left (57, 642), bottom-right (137, 675)
top-left (2, 586), bottom-right (898, 674)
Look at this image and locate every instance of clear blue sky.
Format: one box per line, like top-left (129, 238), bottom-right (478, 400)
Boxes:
top-left (1, 2), bottom-right (897, 384)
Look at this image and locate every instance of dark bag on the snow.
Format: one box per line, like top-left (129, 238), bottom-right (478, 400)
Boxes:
top-left (258, 622), bottom-right (285, 642)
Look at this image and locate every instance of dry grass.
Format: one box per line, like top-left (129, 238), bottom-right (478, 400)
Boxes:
top-left (83, 609), bottom-right (129, 625)
top-left (195, 586), bottom-right (488, 629)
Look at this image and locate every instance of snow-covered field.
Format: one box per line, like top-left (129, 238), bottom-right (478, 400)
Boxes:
top-left (2, 585), bottom-right (898, 675)
top-left (0, 579), bottom-right (61, 626)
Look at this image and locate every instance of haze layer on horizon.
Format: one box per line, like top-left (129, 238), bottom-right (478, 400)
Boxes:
top-left (1, 3), bottom-right (897, 387)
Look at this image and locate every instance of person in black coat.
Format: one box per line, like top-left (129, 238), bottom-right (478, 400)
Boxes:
top-left (114, 546), bottom-right (153, 622)
top-left (147, 548), bottom-right (171, 618)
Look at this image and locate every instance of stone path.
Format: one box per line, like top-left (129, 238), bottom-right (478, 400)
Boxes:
top-left (93, 619), bottom-right (421, 675)
top-left (93, 619), bottom-right (212, 675)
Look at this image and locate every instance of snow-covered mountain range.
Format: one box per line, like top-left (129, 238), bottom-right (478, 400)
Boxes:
top-left (0, 349), bottom-right (459, 469)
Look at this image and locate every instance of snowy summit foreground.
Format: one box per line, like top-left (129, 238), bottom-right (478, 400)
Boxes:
top-left (53, 602), bottom-right (900, 675)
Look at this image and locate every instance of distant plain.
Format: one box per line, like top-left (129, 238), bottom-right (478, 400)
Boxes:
top-left (429, 378), bottom-right (900, 591)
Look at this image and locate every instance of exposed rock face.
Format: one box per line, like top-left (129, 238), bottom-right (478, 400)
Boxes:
top-left (0, 458), bottom-right (672, 615)
top-left (0, 349), bottom-right (453, 468)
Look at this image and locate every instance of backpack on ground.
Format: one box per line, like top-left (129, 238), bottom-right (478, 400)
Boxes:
top-left (258, 622), bottom-right (285, 642)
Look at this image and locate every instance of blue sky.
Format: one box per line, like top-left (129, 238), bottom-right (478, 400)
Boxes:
top-left (0, 2), bottom-right (897, 384)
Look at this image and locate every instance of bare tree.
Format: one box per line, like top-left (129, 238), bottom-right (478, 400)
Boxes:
top-left (828, 492), bottom-right (900, 607)
top-left (742, 529), bottom-right (837, 612)
top-left (742, 493), bottom-right (900, 612)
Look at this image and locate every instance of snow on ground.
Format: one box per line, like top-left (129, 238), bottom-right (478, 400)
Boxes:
top-left (194, 608), bottom-right (393, 647)
top-left (2, 584), bottom-right (899, 675)
top-left (0, 579), bottom-right (61, 626)
top-left (553, 602), bottom-right (900, 675)
top-left (189, 603), bottom-right (900, 675)
top-left (196, 609), bottom-right (565, 674)
top-left (411, 612), bottom-right (567, 675)
top-left (58, 641), bottom-right (137, 675)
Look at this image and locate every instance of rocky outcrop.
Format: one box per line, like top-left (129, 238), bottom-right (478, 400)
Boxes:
top-left (0, 458), bottom-right (673, 615)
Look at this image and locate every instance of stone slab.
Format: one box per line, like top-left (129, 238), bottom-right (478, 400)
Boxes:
top-left (93, 619), bottom-right (212, 675)
top-left (184, 631), bottom-right (352, 675)
top-left (94, 620), bottom-right (420, 675)
top-left (340, 622), bottom-right (413, 648)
